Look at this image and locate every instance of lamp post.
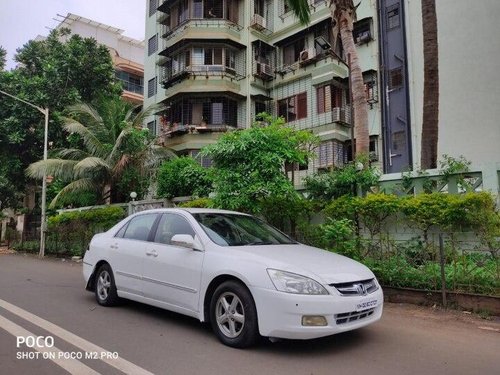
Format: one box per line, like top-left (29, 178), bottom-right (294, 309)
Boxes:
top-left (0, 89), bottom-right (49, 258)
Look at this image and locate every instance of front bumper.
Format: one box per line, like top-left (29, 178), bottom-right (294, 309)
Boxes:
top-left (251, 286), bottom-right (383, 340)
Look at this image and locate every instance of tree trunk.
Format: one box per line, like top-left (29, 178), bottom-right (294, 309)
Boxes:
top-left (332, 4), bottom-right (370, 156)
top-left (420, 0), bottom-right (439, 169)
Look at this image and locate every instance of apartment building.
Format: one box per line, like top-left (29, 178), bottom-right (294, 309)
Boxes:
top-left (52, 13), bottom-right (145, 104)
top-left (144, 0), bottom-right (382, 179)
top-left (145, 0), bottom-right (500, 181)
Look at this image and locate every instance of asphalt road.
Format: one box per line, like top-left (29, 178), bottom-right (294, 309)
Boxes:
top-left (0, 253), bottom-right (498, 375)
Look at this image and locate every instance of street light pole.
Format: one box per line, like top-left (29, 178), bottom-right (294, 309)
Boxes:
top-left (0, 89), bottom-right (49, 258)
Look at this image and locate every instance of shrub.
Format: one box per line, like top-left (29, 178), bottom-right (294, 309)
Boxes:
top-left (178, 198), bottom-right (214, 208)
top-left (357, 193), bottom-right (401, 237)
top-left (48, 206), bottom-right (125, 229)
top-left (47, 206), bottom-right (126, 256)
top-left (320, 218), bottom-right (360, 259)
top-left (259, 195), bottom-right (316, 236)
top-left (304, 157), bottom-right (380, 201)
top-left (157, 157), bottom-right (212, 199)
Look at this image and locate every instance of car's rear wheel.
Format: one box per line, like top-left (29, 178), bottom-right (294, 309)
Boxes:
top-left (210, 281), bottom-right (259, 348)
top-left (95, 264), bottom-right (120, 306)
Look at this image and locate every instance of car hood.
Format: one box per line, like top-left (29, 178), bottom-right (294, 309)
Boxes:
top-left (231, 244), bottom-right (374, 284)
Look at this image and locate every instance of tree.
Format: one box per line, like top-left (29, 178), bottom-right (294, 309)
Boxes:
top-left (157, 157), bottom-right (213, 199)
top-left (0, 28), bottom-right (119, 210)
top-left (420, 0), bottom-right (439, 169)
top-left (0, 46), bottom-right (6, 70)
top-left (286, 0), bottom-right (369, 154)
top-left (26, 98), bottom-right (174, 208)
top-left (203, 114), bottom-right (318, 213)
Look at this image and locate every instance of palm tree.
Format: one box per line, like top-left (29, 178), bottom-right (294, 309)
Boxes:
top-left (27, 98), bottom-right (174, 207)
top-left (420, 0), bottom-right (439, 169)
top-left (286, 0), bottom-right (369, 154)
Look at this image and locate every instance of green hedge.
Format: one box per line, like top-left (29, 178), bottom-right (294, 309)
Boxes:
top-left (44, 206), bottom-right (126, 256)
top-left (48, 206), bottom-right (125, 229)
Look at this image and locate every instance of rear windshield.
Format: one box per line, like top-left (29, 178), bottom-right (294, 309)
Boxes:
top-left (192, 213), bottom-right (296, 247)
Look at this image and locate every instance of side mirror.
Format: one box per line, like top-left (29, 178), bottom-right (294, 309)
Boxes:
top-left (171, 234), bottom-right (203, 251)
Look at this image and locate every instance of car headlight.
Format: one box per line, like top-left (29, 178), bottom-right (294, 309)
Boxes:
top-left (267, 269), bottom-right (329, 295)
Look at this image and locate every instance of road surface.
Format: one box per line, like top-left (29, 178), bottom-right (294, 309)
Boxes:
top-left (0, 253), bottom-right (498, 375)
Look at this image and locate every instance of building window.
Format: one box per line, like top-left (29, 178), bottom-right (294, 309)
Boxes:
top-left (255, 101), bottom-right (267, 119)
top-left (317, 84), bottom-right (345, 114)
top-left (388, 67), bottom-right (403, 90)
top-left (148, 34), bottom-right (158, 56)
top-left (387, 4), bottom-right (400, 29)
top-left (147, 77), bottom-right (157, 98)
top-left (149, 0), bottom-right (158, 16)
top-left (278, 92), bottom-right (307, 122)
top-left (282, 38), bottom-right (305, 66)
top-left (344, 136), bottom-right (379, 162)
top-left (353, 18), bottom-right (372, 44)
top-left (147, 120), bottom-right (157, 135)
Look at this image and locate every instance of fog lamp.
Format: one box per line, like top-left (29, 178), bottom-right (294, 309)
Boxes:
top-left (302, 315), bottom-right (328, 326)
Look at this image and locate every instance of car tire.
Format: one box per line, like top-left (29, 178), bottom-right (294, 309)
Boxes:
top-left (210, 280), bottom-right (259, 348)
top-left (94, 264), bottom-right (120, 306)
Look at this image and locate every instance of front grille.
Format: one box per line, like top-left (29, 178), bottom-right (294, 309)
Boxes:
top-left (330, 278), bottom-right (378, 296)
top-left (335, 308), bottom-right (375, 325)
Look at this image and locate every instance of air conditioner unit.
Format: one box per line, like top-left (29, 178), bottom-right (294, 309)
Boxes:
top-left (299, 48), bottom-right (316, 63)
top-left (255, 62), bottom-right (273, 80)
top-left (332, 107), bottom-right (350, 124)
top-left (356, 31), bottom-right (371, 44)
top-left (250, 14), bottom-right (267, 31)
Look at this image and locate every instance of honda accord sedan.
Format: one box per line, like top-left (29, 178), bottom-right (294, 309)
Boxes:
top-left (83, 208), bottom-right (383, 348)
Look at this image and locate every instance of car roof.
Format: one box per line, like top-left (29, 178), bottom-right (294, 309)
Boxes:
top-left (131, 207), bottom-right (250, 216)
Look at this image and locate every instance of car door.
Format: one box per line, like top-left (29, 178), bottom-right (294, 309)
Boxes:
top-left (110, 213), bottom-right (159, 297)
top-left (142, 213), bottom-right (204, 313)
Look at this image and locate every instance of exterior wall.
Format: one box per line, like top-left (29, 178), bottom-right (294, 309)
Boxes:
top-left (144, 3), bottom-right (167, 130)
top-left (405, 0), bottom-right (500, 169)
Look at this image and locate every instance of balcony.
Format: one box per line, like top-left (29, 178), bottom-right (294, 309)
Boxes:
top-left (161, 19), bottom-right (243, 47)
top-left (162, 65), bottom-right (244, 89)
top-left (158, 95), bottom-right (244, 142)
top-left (117, 79), bottom-right (143, 95)
top-left (162, 123), bottom-right (234, 138)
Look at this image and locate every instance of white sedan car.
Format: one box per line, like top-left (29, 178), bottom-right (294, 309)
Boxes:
top-left (83, 208), bottom-right (383, 348)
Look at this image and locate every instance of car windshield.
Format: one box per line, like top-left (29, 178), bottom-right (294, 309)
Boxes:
top-left (192, 213), bottom-right (297, 247)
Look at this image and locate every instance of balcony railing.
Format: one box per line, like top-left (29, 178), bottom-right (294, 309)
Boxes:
top-left (117, 79), bottom-right (143, 95)
top-left (161, 65), bottom-right (244, 89)
top-left (161, 123), bottom-right (235, 139)
top-left (161, 18), bottom-right (243, 43)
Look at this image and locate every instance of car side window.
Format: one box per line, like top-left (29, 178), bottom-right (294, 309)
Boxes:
top-left (122, 214), bottom-right (158, 242)
top-left (115, 223), bottom-right (129, 238)
top-left (153, 213), bottom-right (195, 245)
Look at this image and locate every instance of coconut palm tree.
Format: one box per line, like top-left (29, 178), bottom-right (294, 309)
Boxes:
top-left (420, 0), bottom-right (439, 169)
top-left (286, 0), bottom-right (369, 155)
top-left (27, 98), bottom-right (175, 207)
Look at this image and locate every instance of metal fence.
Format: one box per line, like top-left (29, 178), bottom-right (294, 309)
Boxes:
top-left (294, 229), bottom-right (499, 299)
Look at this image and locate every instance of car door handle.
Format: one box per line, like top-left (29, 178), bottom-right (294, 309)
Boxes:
top-left (110, 243), bottom-right (118, 249)
top-left (145, 250), bottom-right (158, 257)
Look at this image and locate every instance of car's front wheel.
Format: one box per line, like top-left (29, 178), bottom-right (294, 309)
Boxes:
top-left (210, 281), bottom-right (259, 348)
top-left (95, 264), bottom-right (120, 306)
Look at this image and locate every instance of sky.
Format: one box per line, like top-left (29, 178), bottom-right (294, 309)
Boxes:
top-left (0, 0), bottom-right (146, 70)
